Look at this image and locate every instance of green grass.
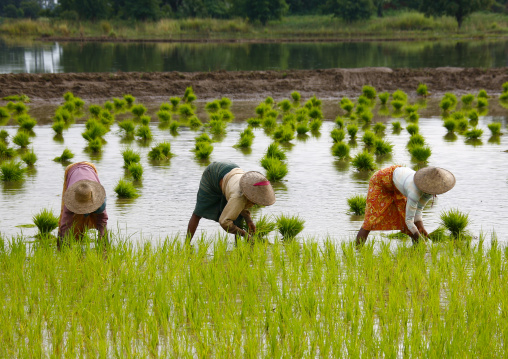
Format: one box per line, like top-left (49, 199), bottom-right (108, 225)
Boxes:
top-left (351, 151), bottom-right (376, 172)
top-left (407, 134), bottom-right (426, 148)
top-left (32, 208), bottom-right (59, 234)
top-left (87, 138), bottom-right (103, 153)
top-left (0, 161), bottom-right (25, 181)
top-left (416, 83), bottom-right (428, 97)
top-left (114, 179), bottom-right (138, 198)
top-left (330, 128), bottom-right (345, 143)
top-left (276, 214), bottom-right (305, 240)
top-left (440, 208), bottom-right (470, 238)
top-left (362, 131), bottom-right (377, 147)
top-left (346, 124), bottom-right (358, 139)
top-left (254, 214), bottom-right (277, 238)
top-left (374, 139), bottom-right (393, 155)
top-left (443, 119), bottom-right (457, 133)
top-left (53, 148), bottom-right (74, 163)
top-left (406, 123), bottom-right (419, 136)
top-left (118, 119), bottom-right (136, 135)
top-left (347, 194), bottom-right (367, 215)
top-left (136, 125), bottom-right (153, 140)
top-left (122, 148), bottom-right (140, 168)
top-left (265, 142), bottom-right (287, 161)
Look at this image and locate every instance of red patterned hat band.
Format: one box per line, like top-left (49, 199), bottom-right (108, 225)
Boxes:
top-left (253, 181), bottom-right (270, 186)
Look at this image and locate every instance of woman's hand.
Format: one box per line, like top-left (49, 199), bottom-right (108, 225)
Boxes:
top-left (415, 221), bottom-right (429, 238)
top-left (247, 220), bottom-right (256, 234)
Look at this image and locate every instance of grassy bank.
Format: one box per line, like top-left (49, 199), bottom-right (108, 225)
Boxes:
top-left (1, 233), bottom-right (507, 357)
top-left (2, 12), bottom-right (508, 42)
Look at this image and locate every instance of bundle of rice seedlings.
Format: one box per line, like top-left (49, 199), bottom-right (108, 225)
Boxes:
top-left (347, 194), bottom-right (367, 215)
top-left (21, 149), bottom-right (37, 166)
top-left (136, 125), bottom-right (152, 140)
top-left (468, 109), bottom-right (479, 126)
top-left (247, 117), bottom-right (262, 127)
top-left (265, 142), bottom-right (286, 160)
top-left (82, 119), bottom-right (107, 141)
top-left (359, 111), bottom-right (373, 123)
top-left (477, 97), bottom-right (489, 109)
top-left (392, 90), bottom-right (408, 102)
top-left (157, 110), bottom-right (172, 124)
top-left (487, 122), bottom-right (502, 136)
top-left (276, 214), bottom-right (305, 240)
top-left (272, 125), bottom-right (294, 143)
top-left (103, 101), bottom-right (114, 112)
top-left (331, 142), bottom-right (350, 159)
top-left (194, 142), bottom-right (213, 160)
top-left (123, 94), bottom-right (136, 107)
top-left (351, 151), bottom-right (376, 171)
top-left (477, 89), bottom-right (488, 98)
top-left (115, 179), bottom-right (138, 198)
top-left (347, 124), bottom-right (358, 139)
top-left (373, 122), bottom-right (386, 134)
top-left (120, 149), bottom-right (140, 169)
top-left (169, 97), bottom-right (180, 111)
top-left (0, 142), bottom-right (15, 159)
top-left (128, 163), bottom-right (143, 181)
top-left (378, 92), bottom-right (390, 105)
top-left (219, 97), bottom-right (232, 110)
top-left (278, 99), bottom-right (292, 113)
top-left (440, 208), bottom-right (469, 238)
top-left (391, 100), bottom-right (404, 111)
top-left (362, 85), bottom-right (377, 100)
top-left (87, 138), bottom-right (103, 153)
top-left (148, 142), bottom-right (172, 160)
top-left (118, 119), bottom-right (136, 136)
top-left (88, 104), bottom-right (102, 118)
top-left (140, 115), bottom-right (151, 126)
top-left (182, 86), bottom-right (197, 104)
top-left (113, 97), bottom-right (127, 111)
top-left (13, 131), bottom-right (30, 148)
top-left (195, 133), bottom-right (213, 144)
top-left (100, 110), bottom-right (115, 126)
top-left (407, 112), bottom-right (419, 122)
top-left (52, 121), bottom-right (65, 135)
top-left (0, 161), bottom-right (25, 181)
top-left (406, 124), bottom-right (419, 136)
top-left (340, 98), bottom-right (354, 114)
top-left (296, 122), bottom-right (310, 135)
top-left (255, 214), bottom-right (277, 238)
top-left (291, 91), bottom-right (301, 103)
top-left (416, 83), bottom-right (428, 97)
top-left (260, 157), bottom-right (288, 181)
top-left (391, 121), bottom-right (402, 132)
top-left (465, 128), bottom-right (483, 140)
top-left (456, 118), bottom-right (469, 132)
top-left (53, 148), bottom-right (74, 163)
top-left (32, 208), bottom-right (59, 234)
top-left (189, 116), bottom-right (203, 129)
top-left (461, 94), bottom-right (475, 107)
top-left (374, 139), bottom-right (393, 155)
top-left (17, 114), bottom-right (37, 131)
top-left (12, 102), bottom-right (28, 115)
top-left (309, 119), bottom-right (322, 131)
top-left (131, 104), bottom-right (147, 118)
top-left (331, 128), bottom-right (345, 143)
top-left (205, 100), bottom-right (220, 113)
top-left (409, 145), bottom-right (432, 162)
top-left (208, 119), bottom-right (227, 135)
top-left (235, 128), bottom-right (255, 148)
top-left (362, 131), bottom-right (377, 147)
top-left (407, 134), bottom-right (426, 148)
top-left (443, 119), bottom-right (457, 133)
top-left (262, 116), bottom-right (277, 129)
top-left (308, 108), bottom-right (323, 121)
top-left (0, 107), bottom-right (9, 120)
top-left (178, 104), bottom-right (194, 120)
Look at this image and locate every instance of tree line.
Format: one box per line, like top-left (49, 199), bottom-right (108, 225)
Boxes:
top-left (0, 0), bottom-right (501, 27)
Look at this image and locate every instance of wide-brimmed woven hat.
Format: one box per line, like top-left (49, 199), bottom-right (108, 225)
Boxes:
top-left (240, 171), bottom-right (276, 206)
top-left (414, 166), bottom-right (456, 195)
top-left (63, 180), bottom-right (106, 214)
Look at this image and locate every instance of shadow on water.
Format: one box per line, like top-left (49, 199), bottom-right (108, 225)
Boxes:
top-left (351, 170), bottom-right (372, 183)
top-left (271, 181), bottom-right (288, 193)
top-left (235, 146), bottom-right (252, 156)
top-left (348, 139), bottom-right (358, 148)
top-left (488, 135), bottom-right (501, 145)
top-left (53, 134), bottom-right (64, 143)
top-left (376, 153), bottom-right (392, 165)
top-left (443, 132), bottom-right (458, 142)
top-left (296, 133), bottom-right (310, 142)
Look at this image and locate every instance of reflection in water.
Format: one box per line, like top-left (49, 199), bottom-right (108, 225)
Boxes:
top-left (465, 138), bottom-right (483, 147)
top-left (488, 135), bottom-right (501, 144)
top-left (4, 39), bottom-right (508, 73)
top-left (444, 133), bottom-right (458, 142)
top-left (0, 115), bottom-right (507, 242)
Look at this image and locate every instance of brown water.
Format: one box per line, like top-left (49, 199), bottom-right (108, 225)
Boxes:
top-left (1, 105), bottom-right (507, 242)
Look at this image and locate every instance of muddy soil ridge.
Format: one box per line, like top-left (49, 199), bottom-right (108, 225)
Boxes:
top-left (1, 67), bottom-right (508, 103)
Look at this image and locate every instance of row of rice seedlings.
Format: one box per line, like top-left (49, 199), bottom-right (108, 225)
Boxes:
top-left (193, 133), bottom-right (213, 160)
top-left (260, 142), bottom-right (288, 181)
top-left (2, 235), bottom-right (506, 357)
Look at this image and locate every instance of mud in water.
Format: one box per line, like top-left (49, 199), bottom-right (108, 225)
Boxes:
top-left (1, 67), bottom-right (508, 104)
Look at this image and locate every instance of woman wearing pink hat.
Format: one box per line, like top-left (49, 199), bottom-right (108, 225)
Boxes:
top-left (187, 161), bottom-right (276, 243)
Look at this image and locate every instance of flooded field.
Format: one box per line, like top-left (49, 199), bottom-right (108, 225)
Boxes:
top-left (1, 99), bottom-right (507, 242)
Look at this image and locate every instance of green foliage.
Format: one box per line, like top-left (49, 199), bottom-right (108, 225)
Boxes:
top-left (17, 114), bottom-right (37, 131)
top-left (347, 124), bottom-right (358, 139)
top-left (465, 128), bottom-right (483, 140)
top-left (374, 139), bottom-right (393, 155)
top-left (373, 122), bottom-right (386, 134)
top-left (208, 119), bottom-right (227, 135)
top-left (254, 215), bottom-right (277, 237)
top-left (88, 104), bottom-right (102, 118)
top-left (421, 0), bottom-right (492, 28)
top-left (194, 142), bottom-right (214, 160)
top-left (362, 131), bottom-right (377, 147)
top-left (328, 0), bottom-right (374, 22)
top-left (362, 85), bottom-right (377, 100)
top-left (406, 124), bottom-right (419, 136)
top-left (52, 121), bottom-right (65, 135)
top-left (272, 125), bottom-right (295, 142)
top-left (118, 120), bottom-right (136, 135)
top-left (340, 98), bottom-right (354, 113)
top-left (391, 100), bottom-right (405, 111)
top-left (330, 128), bottom-right (345, 143)
top-left (127, 163), bottom-right (143, 181)
top-left (276, 214), bottom-right (305, 239)
top-left (391, 121), bottom-right (402, 131)
top-left (347, 194), bottom-right (367, 215)
top-left (291, 91), bottom-right (301, 102)
top-left (0, 142), bottom-right (16, 159)
top-left (296, 122), bottom-right (310, 135)
top-left (21, 149), bottom-right (37, 166)
top-left (443, 119), bottom-right (457, 133)
top-left (407, 134), bottom-right (426, 148)
top-left (182, 86), bottom-right (197, 104)
top-left (82, 119), bottom-right (108, 141)
top-left (266, 142), bottom-right (287, 161)
top-left (477, 97), bottom-right (489, 109)
top-left (0, 107), bottom-right (9, 119)
top-left (148, 142), bottom-right (173, 161)
top-left (461, 94), bottom-right (475, 106)
top-left (123, 94), bottom-right (136, 107)
top-left (53, 148), bottom-right (74, 163)
top-left (487, 122), bottom-right (502, 136)
top-left (114, 179), bottom-right (138, 198)
top-left (87, 138), bottom-right (103, 153)
top-left (278, 99), bottom-right (292, 112)
top-left (409, 145), bottom-right (432, 162)
top-left (136, 125), bottom-right (152, 140)
top-left (32, 209), bottom-right (59, 234)
top-left (378, 92), bottom-right (390, 105)
top-left (157, 110), bottom-right (172, 123)
top-left (13, 131), bottom-right (30, 148)
top-left (0, 161), bottom-right (25, 181)
top-left (122, 148), bottom-right (141, 168)
top-left (392, 90), bottom-right (408, 102)
top-left (260, 157), bottom-right (288, 181)
top-left (416, 83), bottom-right (428, 97)
top-left (440, 208), bottom-right (470, 238)
top-left (331, 141), bottom-right (350, 159)
top-left (131, 104), bottom-right (147, 118)
top-left (235, 127), bottom-right (255, 148)
top-left (309, 119), bottom-right (322, 132)
top-left (477, 89), bottom-right (488, 98)
top-left (351, 151), bottom-right (376, 171)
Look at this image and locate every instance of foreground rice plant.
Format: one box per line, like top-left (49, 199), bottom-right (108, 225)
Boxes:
top-left (127, 163), bottom-right (143, 181)
top-left (53, 148), bottom-right (74, 163)
top-left (0, 235), bottom-right (507, 357)
top-left (122, 148), bottom-right (140, 167)
top-left (347, 194), bottom-right (367, 215)
top-left (32, 208), bottom-right (59, 234)
top-left (21, 148), bottom-right (37, 166)
top-left (114, 179), bottom-right (138, 198)
top-left (276, 214), bottom-right (305, 239)
top-left (260, 157), bottom-right (288, 181)
top-left (487, 122), bottom-right (502, 136)
top-left (331, 142), bottom-right (350, 159)
top-left (409, 145), bottom-right (432, 162)
top-left (0, 161), bottom-right (25, 181)
top-left (440, 208), bottom-right (470, 238)
top-left (351, 151), bottom-right (376, 171)
top-left (148, 142), bottom-right (173, 161)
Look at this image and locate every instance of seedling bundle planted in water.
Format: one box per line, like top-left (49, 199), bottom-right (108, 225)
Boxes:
top-left (32, 208), bottom-right (59, 235)
top-left (53, 148), bottom-right (74, 163)
top-left (409, 145), bottom-right (432, 162)
top-left (351, 151), bottom-right (376, 172)
top-left (465, 128), bottom-right (483, 140)
top-left (127, 163), bottom-right (143, 181)
top-left (331, 142), bottom-right (350, 159)
top-left (148, 142), bottom-right (173, 161)
top-left (276, 214), bottom-right (305, 240)
top-left (12, 131), bottom-right (30, 148)
top-left (21, 149), bottom-right (37, 166)
top-left (440, 208), bottom-right (470, 239)
top-left (487, 122), bottom-right (502, 136)
top-left (331, 128), bottom-right (345, 143)
top-left (115, 179), bottom-right (138, 198)
top-left (347, 194), bottom-right (367, 215)
top-left (0, 161), bottom-right (25, 181)
top-left (122, 148), bottom-right (140, 168)
top-left (235, 127), bottom-right (255, 148)
top-left (260, 157), bottom-right (288, 181)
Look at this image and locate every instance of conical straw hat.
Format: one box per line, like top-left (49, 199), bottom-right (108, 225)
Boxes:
top-left (63, 180), bottom-right (106, 214)
top-left (240, 171), bottom-right (276, 206)
top-left (414, 166), bottom-right (456, 195)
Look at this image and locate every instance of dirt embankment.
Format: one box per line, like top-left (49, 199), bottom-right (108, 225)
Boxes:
top-left (1, 67), bottom-right (507, 103)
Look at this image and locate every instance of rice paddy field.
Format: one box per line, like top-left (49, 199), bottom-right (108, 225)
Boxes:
top-left (1, 87), bottom-right (508, 356)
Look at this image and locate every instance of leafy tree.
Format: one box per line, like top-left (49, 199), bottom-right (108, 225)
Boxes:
top-left (122, 0), bottom-right (161, 20)
top-left (232, 0), bottom-right (288, 25)
top-left (420, 0), bottom-right (493, 28)
top-left (20, 1), bottom-right (41, 18)
top-left (286, 0), bottom-right (325, 14)
top-left (3, 3), bottom-right (23, 17)
top-left (326, 0), bottom-right (374, 22)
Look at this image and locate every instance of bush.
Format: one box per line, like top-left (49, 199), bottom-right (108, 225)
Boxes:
top-left (347, 195), bottom-right (367, 215)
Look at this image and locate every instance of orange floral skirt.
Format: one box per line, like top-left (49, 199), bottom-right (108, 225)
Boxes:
top-left (362, 165), bottom-right (409, 233)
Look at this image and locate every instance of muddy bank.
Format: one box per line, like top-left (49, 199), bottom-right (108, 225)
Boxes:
top-left (1, 67), bottom-right (508, 103)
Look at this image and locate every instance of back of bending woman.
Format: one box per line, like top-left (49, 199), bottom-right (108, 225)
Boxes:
top-left (356, 165), bottom-right (455, 245)
top-left (187, 161), bottom-right (276, 243)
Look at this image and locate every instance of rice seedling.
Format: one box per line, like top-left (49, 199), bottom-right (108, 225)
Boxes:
top-left (113, 97), bottom-right (127, 111)
top-left (357, 95), bottom-right (371, 107)
top-left (465, 128), bottom-right (483, 140)
top-left (262, 116), bottom-right (277, 130)
top-left (17, 114), bottom-right (37, 131)
top-left (205, 100), bottom-right (220, 113)
top-left (52, 120), bottom-right (65, 135)
top-left (99, 110), bottom-right (115, 126)
top-left (308, 108), bottom-right (323, 121)
top-left (169, 96), bottom-right (181, 112)
top-left (276, 214), bottom-right (305, 240)
top-left (309, 119), bottom-right (322, 132)
top-left (346, 124), bottom-right (358, 139)
top-left (128, 163), bottom-right (143, 181)
top-left (208, 119), bottom-right (227, 135)
top-left (468, 109), bottom-right (479, 126)
top-left (296, 122), bottom-right (310, 135)
top-left (140, 115), bottom-right (151, 126)
top-left (53, 148), bottom-right (74, 163)
top-left (373, 122), bottom-right (385, 134)
top-left (182, 86), bottom-right (197, 104)
top-left (12, 131), bottom-right (30, 148)
top-left (247, 117), bottom-right (262, 127)
top-left (272, 125), bottom-right (294, 143)
top-left (439, 98), bottom-right (453, 112)
top-left (409, 145), bottom-right (432, 162)
top-left (114, 178), bottom-right (138, 198)
top-left (362, 85), bottom-right (377, 100)
top-left (136, 125), bottom-right (152, 140)
top-left (254, 214), bottom-right (277, 237)
top-left (347, 194), bottom-right (367, 215)
top-left (103, 101), bottom-right (114, 112)
top-left (169, 121), bottom-right (180, 135)
top-left (123, 94), bottom-right (136, 107)
top-left (219, 97), bottom-right (232, 110)
top-left (195, 133), bottom-right (213, 144)
top-left (457, 118), bottom-right (469, 132)
top-left (407, 111), bottom-right (419, 122)
top-left (0, 161), bottom-right (25, 181)
top-left (62, 101), bottom-right (76, 113)
top-left (440, 208), bottom-right (469, 238)
top-left (406, 123), bottom-right (419, 136)
top-left (261, 157), bottom-right (288, 181)
top-left (0, 144), bottom-right (15, 161)
top-left (502, 82), bottom-right (508, 93)
top-left (359, 111), bottom-right (373, 123)
top-left (477, 89), bottom-right (488, 98)
top-left (305, 95), bottom-right (321, 109)
top-left (378, 92), bottom-right (390, 105)
top-left (54, 108), bottom-right (72, 123)
top-left (416, 83), bottom-right (428, 97)
top-left (189, 116), bottom-right (203, 129)
top-left (87, 138), bottom-right (103, 153)
top-left (330, 128), bottom-right (345, 143)
top-left (148, 142), bottom-right (173, 161)
top-left (487, 122), bottom-right (502, 136)
top-left (0, 129), bottom-right (9, 143)
top-left (88, 104), bottom-right (102, 118)
top-left (235, 128), bottom-right (255, 148)
top-left (21, 149), bottom-right (37, 166)
top-left (291, 91), bottom-right (301, 103)
top-left (32, 208), bottom-right (59, 234)
top-left (391, 100), bottom-right (404, 111)
top-left (118, 119), bottom-right (136, 136)
top-left (3, 94), bottom-right (30, 102)
top-left (82, 119), bottom-right (108, 141)
top-left (265, 142), bottom-right (287, 160)
top-left (122, 148), bottom-right (140, 168)
top-left (0, 107), bottom-right (9, 119)
top-left (157, 110), bottom-right (172, 124)
top-left (477, 97), bottom-right (489, 109)
top-left (392, 89), bottom-right (408, 102)
top-left (351, 151), bottom-right (376, 171)
top-left (461, 94), bottom-right (475, 107)
top-left (194, 142), bottom-right (214, 160)
top-left (443, 118), bottom-right (457, 133)
top-left (278, 99), bottom-right (292, 113)
top-left (334, 117), bottom-right (344, 129)
top-left (391, 121), bottom-right (402, 132)
top-left (12, 102), bottom-right (28, 115)
top-left (331, 142), bottom-right (350, 159)
top-left (362, 131), bottom-right (376, 147)
top-left (340, 97), bottom-right (354, 114)
top-left (374, 139), bottom-right (393, 155)
top-left (131, 104), bottom-right (147, 118)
